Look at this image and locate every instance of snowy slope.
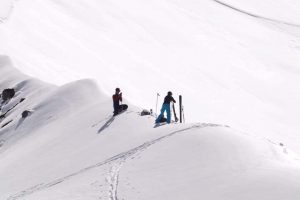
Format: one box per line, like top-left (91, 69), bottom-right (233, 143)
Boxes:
top-left (1, 1), bottom-right (300, 199)
top-left (0, 60), bottom-right (300, 200)
top-left (0, 0), bottom-right (300, 154)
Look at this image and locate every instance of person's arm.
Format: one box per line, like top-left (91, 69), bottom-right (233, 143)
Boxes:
top-left (119, 93), bottom-right (123, 102)
top-left (172, 97), bottom-right (176, 103)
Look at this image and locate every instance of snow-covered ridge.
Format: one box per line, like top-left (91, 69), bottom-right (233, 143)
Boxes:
top-left (0, 0), bottom-right (299, 153)
top-left (1, 0), bottom-right (300, 197)
top-left (0, 55), bottom-right (103, 150)
top-left (1, 56), bottom-right (300, 199)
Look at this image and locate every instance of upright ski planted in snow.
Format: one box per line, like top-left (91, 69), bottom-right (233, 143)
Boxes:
top-left (172, 102), bottom-right (178, 122)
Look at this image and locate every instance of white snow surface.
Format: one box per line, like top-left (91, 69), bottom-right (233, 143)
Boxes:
top-left (0, 0), bottom-right (300, 143)
top-left (0, 0), bottom-right (299, 149)
top-left (0, 0), bottom-right (300, 199)
top-left (0, 59), bottom-right (300, 199)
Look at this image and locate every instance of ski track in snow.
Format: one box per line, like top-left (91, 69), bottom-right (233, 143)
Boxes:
top-left (213, 0), bottom-right (300, 28)
top-left (107, 161), bottom-right (124, 200)
top-left (6, 123), bottom-right (226, 200)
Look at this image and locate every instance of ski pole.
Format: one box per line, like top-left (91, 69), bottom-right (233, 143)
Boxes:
top-left (179, 95), bottom-right (182, 123)
top-left (182, 105), bottom-right (185, 123)
top-left (172, 102), bottom-right (178, 122)
top-left (155, 93), bottom-right (160, 117)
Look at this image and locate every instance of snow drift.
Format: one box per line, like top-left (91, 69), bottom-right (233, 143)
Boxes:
top-left (1, 0), bottom-right (300, 199)
top-left (0, 0), bottom-right (300, 153)
top-left (0, 57), bottom-right (300, 200)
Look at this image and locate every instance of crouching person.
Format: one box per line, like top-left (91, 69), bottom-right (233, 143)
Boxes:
top-left (112, 88), bottom-right (128, 116)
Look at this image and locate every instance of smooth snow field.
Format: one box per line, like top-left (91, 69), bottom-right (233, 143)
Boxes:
top-left (0, 0), bottom-right (300, 199)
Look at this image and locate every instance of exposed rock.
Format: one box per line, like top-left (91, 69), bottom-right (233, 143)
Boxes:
top-left (21, 110), bottom-right (31, 118)
top-left (1, 88), bottom-right (15, 101)
top-left (1, 119), bottom-right (13, 128)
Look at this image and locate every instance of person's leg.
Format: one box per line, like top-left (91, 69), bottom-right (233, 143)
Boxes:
top-left (113, 102), bottom-right (119, 116)
top-left (121, 104), bottom-right (128, 111)
top-left (118, 104), bottom-right (128, 113)
top-left (166, 105), bottom-right (171, 123)
top-left (155, 104), bottom-right (167, 123)
top-left (118, 105), bottom-right (123, 113)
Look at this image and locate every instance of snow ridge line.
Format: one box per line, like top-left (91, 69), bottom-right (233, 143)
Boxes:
top-left (7, 123), bottom-right (226, 200)
top-left (107, 123), bottom-right (228, 200)
top-left (213, 0), bottom-right (300, 28)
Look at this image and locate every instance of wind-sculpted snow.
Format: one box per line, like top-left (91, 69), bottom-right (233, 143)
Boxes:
top-left (0, 56), bottom-right (54, 150)
top-left (6, 124), bottom-right (208, 200)
top-left (0, 0), bottom-right (299, 154)
top-left (0, 63), bottom-right (299, 199)
top-left (5, 122), bottom-right (300, 200)
top-left (1, 1), bottom-right (300, 199)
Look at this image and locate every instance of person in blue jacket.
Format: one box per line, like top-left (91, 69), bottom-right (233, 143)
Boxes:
top-left (155, 91), bottom-right (176, 124)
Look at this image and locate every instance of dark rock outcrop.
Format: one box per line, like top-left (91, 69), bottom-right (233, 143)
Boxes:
top-left (21, 110), bottom-right (31, 118)
top-left (1, 89), bottom-right (15, 101)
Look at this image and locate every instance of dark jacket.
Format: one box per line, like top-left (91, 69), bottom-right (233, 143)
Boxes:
top-left (112, 93), bottom-right (122, 106)
top-left (163, 95), bottom-right (176, 105)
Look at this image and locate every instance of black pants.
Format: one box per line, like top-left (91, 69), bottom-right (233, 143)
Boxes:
top-left (113, 103), bottom-right (128, 115)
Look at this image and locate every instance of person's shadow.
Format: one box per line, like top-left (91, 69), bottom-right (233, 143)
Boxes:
top-left (15, 118), bottom-right (25, 130)
top-left (97, 116), bottom-right (115, 134)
